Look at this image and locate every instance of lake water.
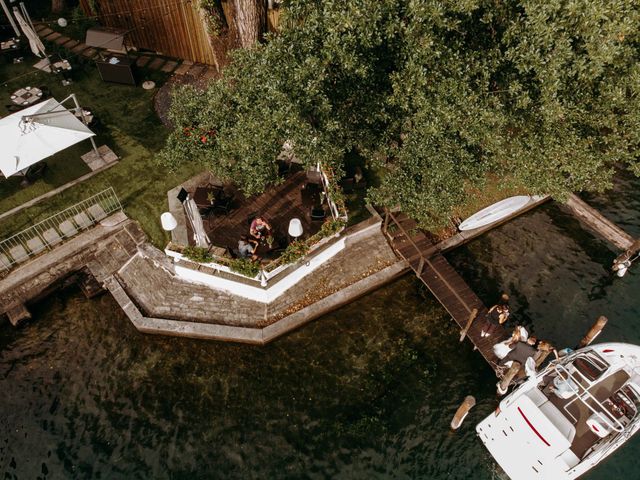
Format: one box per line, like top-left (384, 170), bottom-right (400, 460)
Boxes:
top-left (1, 174), bottom-right (639, 479)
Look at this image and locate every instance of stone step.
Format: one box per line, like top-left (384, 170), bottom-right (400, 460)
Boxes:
top-left (173, 62), bottom-right (192, 75)
top-left (71, 43), bottom-right (90, 54)
top-left (53, 35), bottom-right (71, 45)
top-left (161, 60), bottom-right (179, 73)
top-left (147, 57), bottom-right (165, 70)
top-left (45, 31), bottom-right (61, 41)
top-left (187, 64), bottom-right (206, 76)
top-left (136, 56), bottom-right (151, 67)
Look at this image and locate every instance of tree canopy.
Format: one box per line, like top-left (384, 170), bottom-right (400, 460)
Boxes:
top-left (161, 0), bottom-right (640, 230)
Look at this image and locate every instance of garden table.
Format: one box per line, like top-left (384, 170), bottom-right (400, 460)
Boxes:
top-left (0, 38), bottom-right (20, 52)
top-left (10, 86), bottom-right (42, 106)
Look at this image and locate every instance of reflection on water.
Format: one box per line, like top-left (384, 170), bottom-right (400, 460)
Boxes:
top-left (1, 175), bottom-right (640, 480)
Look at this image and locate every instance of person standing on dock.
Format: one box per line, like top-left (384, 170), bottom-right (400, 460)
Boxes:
top-left (481, 293), bottom-right (510, 338)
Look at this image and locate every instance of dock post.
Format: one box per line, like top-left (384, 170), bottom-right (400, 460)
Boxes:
top-left (450, 395), bottom-right (476, 430)
top-left (578, 316), bottom-right (608, 348)
top-left (497, 362), bottom-right (521, 396)
top-left (459, 308), bottom-right (478, 342)
top-left (6, 303), bottom-right (32, 326)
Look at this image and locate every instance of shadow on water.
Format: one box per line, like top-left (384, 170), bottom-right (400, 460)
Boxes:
top-left (1, 176), bottom-right (640, 479)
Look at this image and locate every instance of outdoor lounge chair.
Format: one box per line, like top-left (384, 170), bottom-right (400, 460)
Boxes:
top-left (311, 206), bottom-right (326, 221)
top-left (339, 177), bottom-right (355, 194)
top-left (73, 212), bottom-right (92, 229)
top-left (58, 220), bottom-right (78, 238)
top-left (25, 162), bottom-right (47, 182)
top-left (42, 228), bottom-right (63, 246)
top-left (200, 206), bottom-right (215, 228)
top-left (9, 245), bottom-right (29, 263)
top-left (26, 236), bottom-right (46, 255)
top-left (0, 253), bottom-right (11, 269)
top-left (88, 204), bottom-right (107, 221)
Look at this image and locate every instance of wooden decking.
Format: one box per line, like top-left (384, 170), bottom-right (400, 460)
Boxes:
top-left (188, 170), bottom-right (323, 252)
top-left (383, 210), bottom-right (510, 374)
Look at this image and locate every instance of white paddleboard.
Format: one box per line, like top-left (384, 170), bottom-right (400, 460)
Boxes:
top-left (458, 195), bottom-right (532, 231)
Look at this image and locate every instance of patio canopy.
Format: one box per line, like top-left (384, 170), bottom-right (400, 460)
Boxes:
top-left (0, 98), bottom-right (95, 177)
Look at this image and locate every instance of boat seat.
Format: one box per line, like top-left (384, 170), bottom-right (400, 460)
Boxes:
top-left (586, 412), bottom-right (613, 438)
top-left (527, 387), bottom-right (548, 407)
top-left (556, 448), bottom-right (580, 470)
top-left (540, 400), bottom-right (577, 443)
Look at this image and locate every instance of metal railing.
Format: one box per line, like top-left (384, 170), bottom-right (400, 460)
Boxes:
top-left (0, 187), bottom-right (122, 273)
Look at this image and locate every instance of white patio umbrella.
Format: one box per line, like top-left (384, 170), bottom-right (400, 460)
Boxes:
top-left (13, 8), bottom-right (45, 57)
top-left (184, 197), bottom-right (211, 248)
top-left (0, 98), bottom-right (95, 177)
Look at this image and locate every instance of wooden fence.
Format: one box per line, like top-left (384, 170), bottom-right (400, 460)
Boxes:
top-left (79, 0), bottom-right (216, 64)
top-left (78, 0), bottom-right (282, 65)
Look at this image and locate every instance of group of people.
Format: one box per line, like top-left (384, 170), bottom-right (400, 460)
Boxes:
top-left (237, 216), bottom-right (272, 261)
top-left (480, 293), bottom-right (558, 375)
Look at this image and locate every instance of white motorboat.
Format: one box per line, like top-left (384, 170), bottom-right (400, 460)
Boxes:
top-left (458, 196), bottom-right (534, 231)
top-left (476, 343), bottom-right (640, 479)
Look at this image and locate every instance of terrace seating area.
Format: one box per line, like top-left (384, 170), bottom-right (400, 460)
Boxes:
top-left (182, 167), bottom-right (328, 260)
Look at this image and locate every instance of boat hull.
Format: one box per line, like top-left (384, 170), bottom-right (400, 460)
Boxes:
top-left (459, 196), bottom-right (533, 231)
top-left (476, 343), bottom-right (640, 480)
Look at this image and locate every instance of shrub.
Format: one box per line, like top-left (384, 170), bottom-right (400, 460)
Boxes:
top-left (279, 240), bottom-right (310, 265)
top-left (228, 257), bottom-right (261, 278)
top-left (182, 246), bottom-right (213, 263)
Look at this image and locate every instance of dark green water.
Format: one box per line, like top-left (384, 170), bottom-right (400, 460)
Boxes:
top-left (2, 175), bottom-right (639, 479)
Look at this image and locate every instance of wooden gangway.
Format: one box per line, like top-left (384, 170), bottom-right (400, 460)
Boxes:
top-left (382, 210), bottom-right (510, 374)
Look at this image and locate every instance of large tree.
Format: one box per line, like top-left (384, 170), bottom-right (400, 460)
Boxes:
top-left (162, 0), bottom-right (640, 229)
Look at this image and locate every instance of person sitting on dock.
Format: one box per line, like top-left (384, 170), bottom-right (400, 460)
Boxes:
top-left (480, 293), bottom-right (510, 338)
top-left (499, 336), bottom-right (537, 367)
top-left (493, 325), bottom-right (528, 359)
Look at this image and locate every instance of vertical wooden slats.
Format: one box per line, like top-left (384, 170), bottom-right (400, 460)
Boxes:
top-left (90, 0), bottom-right (215, 64)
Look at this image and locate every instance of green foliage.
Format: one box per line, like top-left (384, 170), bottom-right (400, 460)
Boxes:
top-left (319, 218), bottom-right (346, 238)
top-left (66, 6), bottom-right (98, 41)
top-left (278, 240), bottom-right (310, 265)
top-left (162, 0), bottom-right (640, 230)
top-left (182, 246), bottom-right (214, 263)
top-left (200, 0), bottom-right (226, 37)
top-left (228, 257), bottom-right (261, 277)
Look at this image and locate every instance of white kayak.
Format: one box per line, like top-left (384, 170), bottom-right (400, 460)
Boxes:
top-left (458, 195), bottom-right (533, 231)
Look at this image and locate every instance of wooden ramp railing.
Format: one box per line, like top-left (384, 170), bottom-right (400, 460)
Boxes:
top-left (382, 209), bottom-right (510, 373)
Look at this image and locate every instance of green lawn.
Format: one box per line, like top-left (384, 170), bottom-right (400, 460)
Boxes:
top-left (0, 53), bottom-right (202, 246)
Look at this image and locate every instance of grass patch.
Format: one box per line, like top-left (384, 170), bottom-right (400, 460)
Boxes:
top-left (452, 175), bottom-right (533, 222)
top-left (0, 53), bottom-right (202, 246)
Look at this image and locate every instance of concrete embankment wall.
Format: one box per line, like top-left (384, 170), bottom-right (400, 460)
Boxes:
top-left (0, 213), bottom-right (146, 325)
top-left (1, 211), bottom-right (409, 344)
